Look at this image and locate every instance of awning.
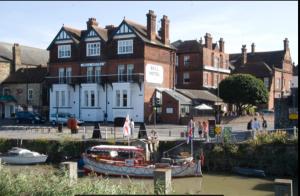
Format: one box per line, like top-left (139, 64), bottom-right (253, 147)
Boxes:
top-left (194, 103), bottom-right (213, 110)
top-left (0, 95), bottom-right (17, 103)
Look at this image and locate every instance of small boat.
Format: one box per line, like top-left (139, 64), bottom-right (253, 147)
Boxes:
top-left (0, 147), bottom-right (48, 165)
top-left (233, 166), bottom-right (266, 177)
top-left (82, 145), bottom-right (202, 178)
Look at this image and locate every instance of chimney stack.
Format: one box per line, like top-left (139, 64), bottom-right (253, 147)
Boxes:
top-left (219, 38), bottom-right (225, 52)
top-left (86, 18), bottom-right (98, 29)
top-left (161, 15), bottom-right (170, 45)
top-left (12, 43), bottom-right (21, 73)
top-left (241, 45), bottom-right (247, 64)
top-left (146, 10), bottom-right (156, 41)
top-left (251, 43), bottom-right (255, 53)
top-left (284, 38), bottom-right (289, 51)
top-left (204, 33), bottom-right (212, 49)
top-left (199, 38), bottom-right (203, 45)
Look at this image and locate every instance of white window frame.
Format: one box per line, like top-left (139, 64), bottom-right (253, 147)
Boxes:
top-left (90, 90), bottom-right (95, 107)
top-left (87, 67), bottom-right (94, 83)
top-left (127, 64), bottom-right (134, 82)
top-left (66, 67), bottom-right (72, 83)
top-left (84, 90), bottom-right (88, 107)
top-left (118, 39), bottom-right (133, 54)
top-left (116, 90), bottom-right (121, 107)
top-left (95, 67), bottom-right (101, 83)
top-left (28, 89), bottom-right (33, 101)
top-left (58, 44), bottom-right (71, 58)
top-left (55, 91), bottom-right (59, 107)
top-left (183, 72), bottom-right (190, 84)
top-left (203, 72), bottom-right (209, 86)
top-left (264, 77), bottom-right (269, 88)
top-left (118, 65), bottom-right (125, 82)
top-left (58, 68), bottom-right (65, 84)
top-left (57, 31), bottom-right (70, 40)
top-left (86, 42), bottom-right (101, 56)
top-left (122, 90), bottom-right (128, 107)
top-left (276, 78), bottom-right (281, 89)
top-left (184, 55), bottom-right (190, 66)
top-left (214, 57), bottom-right (220, 68)
top-left (61, 91), bottom-right (65, 107)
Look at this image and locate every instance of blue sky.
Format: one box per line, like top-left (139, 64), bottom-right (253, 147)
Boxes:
top-left (0, 1), bottom-right (298, 64)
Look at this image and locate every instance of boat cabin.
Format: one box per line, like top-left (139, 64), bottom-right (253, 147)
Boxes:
top-left (86, 145), bottom-right (146, 166)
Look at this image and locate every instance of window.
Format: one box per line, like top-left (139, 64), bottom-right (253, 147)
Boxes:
top-left (61, 91), bottom-right (65, 106)
top-left (3, 88), bottom-right (10, 96)
top-left (118, 39), bottom-right (133, 54)
top-left (127, 64), bottom-right (134, 82)
top-left (276, 78), bottom-right (281, 89)
top-left (95, 67), bottom-right (101, 83)
top-left (84, 90), bottom-right (88, 107)
top-left (55, 91), bottom-right (59, 107)
top-left (116, 24), bottom-right (133, 34)
top-left (28, 89), bottom-right (33, 101)
top-left (116, 90), bottom-right (121, 107)
top-left (122, 90), bottom-right (127, 107)
top-left (66, 67), bottom-right (72, 83)
top-left (59, 68), bottom-right (65, 84)
top-left (264, 77), bottom-right (269, 88)
top-left (87, 67), bottom-right (93, 83)
top-left (184, 56), bottom-right (190, 66)
top-left (68, 91), bottom-right (71, 107)
top-left (214, 57), bottom-right (220, 68)
top-left (86, 42), bottom-right (100, 56)
top-left (183, 72), bottom-right (190, 84)
top-left (203, 72), bottom-right (208, 86)
top-left (175, 55), bottom-right (179, 66)
top-left (58, 45), bottom-right (71, 58)
top-left (118, 65), bottom-right (125, 82)
top-left (91, 91), bottom-right (95, 107)
top-left (87, 30), bottom-right (97, 37)
top-left (214, 74), bottom-right (218, 87)
top-left (220, 55), bottom-right (223, 67)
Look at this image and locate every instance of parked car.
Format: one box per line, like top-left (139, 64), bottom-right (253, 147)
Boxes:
top-left (49, 113), bottom-right (84, 126)
top-left (15, 111), bottom-right (45, 124)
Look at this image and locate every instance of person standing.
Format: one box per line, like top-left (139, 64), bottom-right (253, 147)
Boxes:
top-left (130, 118), bottom-right (135, 138)
top-left (198, 121), bottom-right (203, 138)
top-left (188, 118), bottom-right (195, 138)
top-left (251, 117), bottom-right (260, 139)
top-left (262, 116), bottom-right (267, 131)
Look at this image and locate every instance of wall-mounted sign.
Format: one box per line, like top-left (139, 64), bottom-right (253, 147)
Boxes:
top-left (166, 108), bottom-right (173, 114)
top-left (145, 64), bottom-right (163, 84)
top-left (81, 62), bottom-right (105, 67)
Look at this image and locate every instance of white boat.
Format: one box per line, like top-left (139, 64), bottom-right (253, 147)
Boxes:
top-left (82, 145), bottom-right (202, 178)
top-left (0, 147), bottom-right (48, 165)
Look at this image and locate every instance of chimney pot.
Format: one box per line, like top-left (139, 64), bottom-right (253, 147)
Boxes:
top-left (284, 38), bottom-right (289, 51)
top-left (241, 45), bottom-right (247, 64)
top-left (12, 43), bottom-right (21, 73)
top-left (161, 14), bottom-right (170, 45)
top-left (87, 17), bottom-right (99, 29)
top-left (219, 38), bottom-right (225, 52)
top-left (146, 10), bottom-right (157, 41)
top-left (204, 33), bottom-right (213, 49)
top-left (251, 43), bottom-right (255, 53)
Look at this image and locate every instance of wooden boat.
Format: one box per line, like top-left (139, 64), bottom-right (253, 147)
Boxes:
top-left (233, 166), bottom-right (266, 177)
top-left (0, 147), bottom-right (48, 165)
top-left (82, 145), bottom-right (202, 178)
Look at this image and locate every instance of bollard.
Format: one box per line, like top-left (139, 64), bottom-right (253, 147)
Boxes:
top-left (154, 168), bottom-right (172, 195)
top-left (60, 162), bottom-right (78, 184)
top-left (274, 179), bottom-right (293, 196)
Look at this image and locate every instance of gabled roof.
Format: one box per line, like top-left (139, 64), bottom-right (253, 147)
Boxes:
top-left (174, 40), bottom-right (202, 53)
top-left (0, 42), bottom-right (49, 66)
top-left (175, 89), bottom-right (223, 102)
top-left (157, 88), bottom-right (192, 105)
top-left (122, 19), bottom-right (175, 50)
top-left (230, 50), bottom-right (285, 69)
top-left (92, 26), bottom-right (108, 41)
top-left (233, 61), bottom-right (273, 78)
top-left (1, 67), bottom-right (48, 84)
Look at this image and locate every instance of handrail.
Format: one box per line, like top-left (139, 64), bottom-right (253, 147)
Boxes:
top-left (162, 141), bottom-right (187, 157)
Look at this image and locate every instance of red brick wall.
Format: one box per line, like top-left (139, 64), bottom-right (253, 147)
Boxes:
top-left (160, 92), bottom-right (179, 123)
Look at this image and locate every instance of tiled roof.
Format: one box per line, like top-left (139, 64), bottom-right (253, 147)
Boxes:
top-left (159, 88), bottom-right (192, 105)
top-left (175, 40), bottom-right (202, 53)
top-left (233, 61), bottom-right (273, 78)
top-left (230, 50), bottom-right (285, 69)
top-left (63, 26), bottom-right (82, 44)
top-left (92, 26), bottom-right (108, 41)
top-left (175, 89), bottom-right (222, 102)
top-left (0, 42), bottom-right (49, 66)
top-left (1, 67), bottom-right (48, 84)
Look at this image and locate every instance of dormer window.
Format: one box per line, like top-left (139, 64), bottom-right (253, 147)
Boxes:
top-left (87, 42), bottom-right (100, 56)
top-left (118, 39), bottom-right (133, 54)
top-left (58, 45), bottom-right (71, 58)
top-left (57, 31), bottom-right (70, 40)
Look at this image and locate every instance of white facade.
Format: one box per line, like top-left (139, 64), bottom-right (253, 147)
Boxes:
top-left (49, 82), bottom-right (144, 122)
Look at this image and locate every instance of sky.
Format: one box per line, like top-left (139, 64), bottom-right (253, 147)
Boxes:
top-left (0, 1), bottom-right (298, 64)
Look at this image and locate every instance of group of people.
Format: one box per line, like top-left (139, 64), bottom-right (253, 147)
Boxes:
top-left (188, 118), bottom-right (209, 141)
top-left (247, 115), bottom-right (268, 139)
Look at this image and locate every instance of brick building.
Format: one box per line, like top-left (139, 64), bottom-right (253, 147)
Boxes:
top-left (0, 42), bottom-right (49, 118)
top-left (46, 10), bottom-right (175, 123)
top-left (230, 39), bottom-right (294, 110)
top-left (173, 33), bottom-right (231, 92)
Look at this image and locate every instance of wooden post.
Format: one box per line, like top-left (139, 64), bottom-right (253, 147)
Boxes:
top-left (60, 162), bottom-right (78, 184)
top-left (154, 168), bottom-right (172, 194)
top-left (274, 179), bottom-right (293, 196)
top-left (293, 126), bottom-right (297, 138)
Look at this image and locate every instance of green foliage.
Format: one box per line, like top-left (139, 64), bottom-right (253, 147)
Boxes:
top-left (219, 74), bottom-right (269, 114)
top-left (0, 166), bottom-right (149, 196)
top-left (251, 130), bottom-right (289, 145)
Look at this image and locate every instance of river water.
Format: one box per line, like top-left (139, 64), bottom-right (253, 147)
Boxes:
top-left (3, 164), bottom-right (298, 196)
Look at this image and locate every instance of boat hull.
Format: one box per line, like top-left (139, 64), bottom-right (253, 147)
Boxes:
top-left (83, 156), bottom-right (202, 178)
top-left (0, 155), bottom-right (48, 165)
top-left (233, 167), bottom-right (266, 177)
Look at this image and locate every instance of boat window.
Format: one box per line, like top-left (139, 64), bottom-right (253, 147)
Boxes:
top-left (110, 151), bottom-right (118, 158)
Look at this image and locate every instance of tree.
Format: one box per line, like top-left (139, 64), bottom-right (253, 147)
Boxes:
top-left (219, 74), bottom-right (269, 115)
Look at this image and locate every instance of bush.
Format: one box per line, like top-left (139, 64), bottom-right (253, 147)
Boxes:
top-left (255, 130), bottom-right (288, 144)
